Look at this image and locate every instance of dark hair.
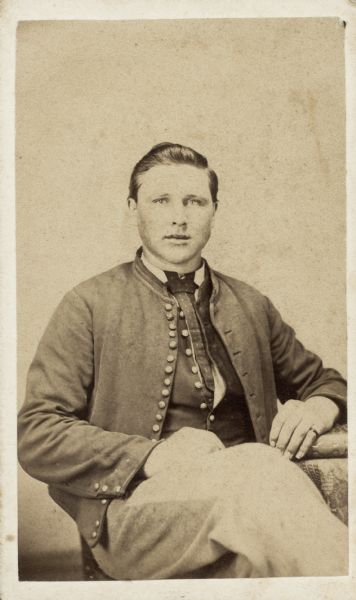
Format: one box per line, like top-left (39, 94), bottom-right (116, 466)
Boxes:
top-left (129, 142), bottom-right (218, 204)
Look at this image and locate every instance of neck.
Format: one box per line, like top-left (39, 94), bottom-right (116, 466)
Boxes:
top-left (142, 247), bottom-right (202, 274)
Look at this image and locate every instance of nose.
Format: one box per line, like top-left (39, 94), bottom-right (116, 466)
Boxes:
top-left (171, 203), bottom-right (187, 226)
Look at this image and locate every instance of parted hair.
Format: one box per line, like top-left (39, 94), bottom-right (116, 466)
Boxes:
top-left (129, 142), bottom-right (218, 204)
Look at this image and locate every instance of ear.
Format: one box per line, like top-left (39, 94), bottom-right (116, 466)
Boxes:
top-left (127, 197), bottom-right (137, 213)
top-left (211, 201), bottom-right (218, 228)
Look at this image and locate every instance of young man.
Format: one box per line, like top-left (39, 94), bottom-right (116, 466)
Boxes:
top-left (18, 143), bottom-right (347, 579)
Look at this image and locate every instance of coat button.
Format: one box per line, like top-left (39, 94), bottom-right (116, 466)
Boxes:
top-left (165, 365), bottom-right (173, 373)
top-left (167, 355), bottom-right (175, 363)
top-left (95, 520), bottom-right (100, 527)
top-left (156, 414), bottom-right (163, 421)
top-left (152, 424), bottom-right (160, 433)
top-left (114, 485), bottom-right (121, 493)
top-left (158, 401), bottom-right (166, 409)
top-left (185, 348), bottom-right (192, 356)
top-left (181, 329), bottom-right (189, 337)
top-left (209, 414), bottom-right (215, 422)
top-left (169, 331), bottom-right (176, 338)
top-left (165, 303), bottom-right (173, 311)
top-left (179, 311), bottom-right (184, 318)
top-left (194, 381), bottom-right (203, 389)
top-left (169, 341), bottom-right (177, 349)
top-left (169, 323), bottom-right (176, 330)
top-left (101, 499), bottom-right (107, 505)
top-left (162, 389), bottom-right (169, 397)
top-left (94, 483), bottom-right (100, 490)
top-left (191, 366), bottom-right (198, 374)
top-left (164, 378), bottom-right (171, 386)
top-left (166, 312), bottom-right (174, 320)
top-left (101, 484), bottom-right (108, 492)
top-left (91, 531), bottom-right (97, 538)
top-left (200, 402), bottom-right (207, 410)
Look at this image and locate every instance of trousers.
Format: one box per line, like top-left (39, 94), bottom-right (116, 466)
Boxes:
top-left (91, 443), bottom-right (348, 579)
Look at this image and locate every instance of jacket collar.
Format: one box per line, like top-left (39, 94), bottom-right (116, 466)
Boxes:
top-left (133, 247), bottom-right (220, 302)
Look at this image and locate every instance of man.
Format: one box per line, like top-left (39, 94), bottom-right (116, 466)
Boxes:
top-left (18, 142), bottom-right (347, 579)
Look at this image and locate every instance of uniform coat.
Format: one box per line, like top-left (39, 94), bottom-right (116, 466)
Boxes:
top-left (18, 252), bottom-right (347, 548)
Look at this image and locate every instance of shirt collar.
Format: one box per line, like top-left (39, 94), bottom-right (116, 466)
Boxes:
top-left (141, 252), bottom-right (206, 288)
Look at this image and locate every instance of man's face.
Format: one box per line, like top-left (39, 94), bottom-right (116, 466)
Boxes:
top-left (129, 163), bottom-right (217, 272)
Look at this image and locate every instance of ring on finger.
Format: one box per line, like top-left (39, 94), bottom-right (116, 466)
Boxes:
top-left (309, 425), bottom-right (320, 437)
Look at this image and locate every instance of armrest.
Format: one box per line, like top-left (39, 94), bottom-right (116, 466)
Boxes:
top-left (304, 423), bottom-right (347, 459)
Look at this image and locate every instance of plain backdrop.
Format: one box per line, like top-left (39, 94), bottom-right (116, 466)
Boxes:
top-left (16, 18), bottom-right (346, 562)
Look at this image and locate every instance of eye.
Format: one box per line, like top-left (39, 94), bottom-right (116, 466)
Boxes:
top-left (188, 197), bottom-right (203, 206)
top-left (152, 197), bottom-right (168, 204)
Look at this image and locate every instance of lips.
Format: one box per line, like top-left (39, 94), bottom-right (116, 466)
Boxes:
top-left (165, 235), bottom-right (190, 240)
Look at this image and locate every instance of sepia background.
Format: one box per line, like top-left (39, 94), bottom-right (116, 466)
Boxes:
top-left (16, 18), bottom-right (346, 579)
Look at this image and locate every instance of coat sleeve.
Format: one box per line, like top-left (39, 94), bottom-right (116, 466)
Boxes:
top-left (17, 289), bottom-right (160, 499)
top-left (265, 296), bottom-right (347, 419)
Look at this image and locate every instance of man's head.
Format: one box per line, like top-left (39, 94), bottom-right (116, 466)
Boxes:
top-left (128, 143), bottom-right (218, 273)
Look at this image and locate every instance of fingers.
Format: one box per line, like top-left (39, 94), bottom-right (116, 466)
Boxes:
top-left (281, 419), bottom-right (319, 459)
top-left (269, 400), bottom-right (302, 450)
top-left (269, 399), bottom-right (323, 459)
top-left (295, 428), bottom-right (318, 460)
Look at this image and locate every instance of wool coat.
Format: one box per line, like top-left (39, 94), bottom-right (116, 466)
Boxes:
top-left (17, 252), bottom-right (347, 548)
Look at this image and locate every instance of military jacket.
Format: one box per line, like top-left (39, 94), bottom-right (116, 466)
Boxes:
top-left (17, 252), bottom-right (347, 548)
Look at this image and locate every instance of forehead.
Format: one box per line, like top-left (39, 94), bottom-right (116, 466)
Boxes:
top-left (137, 164), bottom-right (211, 199)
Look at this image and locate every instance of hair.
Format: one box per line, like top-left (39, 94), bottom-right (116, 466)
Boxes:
top-left (128, 142), bottom-right (218, 204)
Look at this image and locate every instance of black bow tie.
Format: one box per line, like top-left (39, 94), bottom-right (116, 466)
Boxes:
top-left (165, 271), bottom-right (198, 295)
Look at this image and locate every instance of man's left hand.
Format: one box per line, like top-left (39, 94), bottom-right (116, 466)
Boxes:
top-left (269, 396), bottom-right (340, 460)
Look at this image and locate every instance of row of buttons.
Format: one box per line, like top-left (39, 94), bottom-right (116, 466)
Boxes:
top-left (93, 482), bottom-right (121, 494)
top-left (151, 302), bottom-right (179, 436)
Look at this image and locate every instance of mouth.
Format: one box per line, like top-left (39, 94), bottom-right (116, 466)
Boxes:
top-left (164, 234), bottom-right (191, 240)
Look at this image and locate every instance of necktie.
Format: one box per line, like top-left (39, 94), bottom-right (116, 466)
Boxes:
top-left (165, 271), bottom-right (214, 392)
top-left (164, 271), bottom-right (198, 295)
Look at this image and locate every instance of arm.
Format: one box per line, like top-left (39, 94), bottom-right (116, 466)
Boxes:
top-left (265, 297), bottom-right (347, 458)
top-left (18, 289), bottom-right (161, 499)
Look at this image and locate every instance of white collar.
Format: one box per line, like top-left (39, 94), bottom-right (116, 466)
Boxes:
top-left (141, 252), bottom-right (205, 288)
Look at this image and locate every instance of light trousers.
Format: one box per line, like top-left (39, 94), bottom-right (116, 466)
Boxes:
top-left (92, 443), bottom-right (348, 579)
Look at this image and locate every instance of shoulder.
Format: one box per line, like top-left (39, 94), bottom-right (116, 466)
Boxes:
top-left (211, 268), bottom-right (269, 308)
top-left (62, 261), bottom-right (135, 310)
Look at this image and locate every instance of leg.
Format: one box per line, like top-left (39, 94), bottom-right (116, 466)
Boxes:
top-left (92, 443), bottom-right (348, 579)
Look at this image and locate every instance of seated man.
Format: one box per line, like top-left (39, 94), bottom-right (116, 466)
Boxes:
top-left (18, 142), bottom-right (347, 579)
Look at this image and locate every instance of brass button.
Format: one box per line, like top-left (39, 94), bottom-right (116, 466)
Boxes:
top-left (194, 381), bottom-right (203, 389)
top-left (164, 378), bottom-right (171, 386)
top-left (181, 329), bottom-right (189, 337)
top-left (169, 331), bottom-right (176, 338)
top-left (191, 366), bottom-right (198, 374)
top-left (101, 499), bottom-right (107, 505)
top-left (169, 340), bottom-right (177, 349)
top-left (167, 355), bottom-right (175, 363)
top-left (158, 400), bottom-right (166, 409)
top-left (94, 483), bottom-right (100, 490)
top-left (114, 485), bottom-right (121, 493)
top-left (92, 531), bottom-right (97, 538)
top-left (179, 311), bottom-right (184, 318)
top-left (209, 414), bottom-right (215, 422)
top-left (152, 424), bottom-right (160, 433)
top-left (156, 414), bottom-right (163, 421)
top-left (169, 323), bottom-right (176, 330)
top-left (165, 303), bottom-right (173, 311)
top-left (101, 484), bottom-right (108, 492)
top-left (166, 312), bottom-right (174, 320)
top-left (162, 389), bottom-right (169, 397)
top-left (95, 520), bottom-right (100, 527)
top-left (185, 348), bottom-right (192, 356)
top-left (165, 365), bottom-right (173, 373)
top-left (200, 402), bottom-right (207, 410)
